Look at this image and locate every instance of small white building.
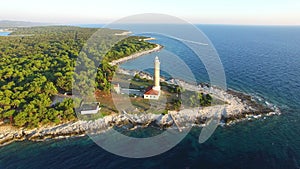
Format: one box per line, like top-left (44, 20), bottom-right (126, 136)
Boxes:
top-left (80, 102), bottom-right (101, 115)
top-left (113, 83), bottom-right (121, 94)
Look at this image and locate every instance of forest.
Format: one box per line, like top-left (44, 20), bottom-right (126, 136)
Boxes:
top-left (0, 26), bottom-right (157, 128)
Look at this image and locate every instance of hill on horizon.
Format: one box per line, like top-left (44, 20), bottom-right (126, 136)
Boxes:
top-left (0, 20), bottom-right (53, 28)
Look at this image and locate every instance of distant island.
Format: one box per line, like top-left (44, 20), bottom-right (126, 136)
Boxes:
top-left (0, 20), bottom-right (51, 28)
top-left (0, 26), bottom-right (280, 146)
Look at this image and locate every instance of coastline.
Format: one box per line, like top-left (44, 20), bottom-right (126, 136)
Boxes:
top-left (0, 90), bottom-right (280, 147)
top-left (0, 42), bottom-right (280, 147)
top-left (109, 44), bottom-right (163, 66)
top-left (0, 75), bottom-right (280, 147)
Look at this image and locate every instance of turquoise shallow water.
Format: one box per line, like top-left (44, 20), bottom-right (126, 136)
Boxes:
top-left (0, 32), bottom-right (10, 36)
top-left (1, 25), bottom-right (300, 169)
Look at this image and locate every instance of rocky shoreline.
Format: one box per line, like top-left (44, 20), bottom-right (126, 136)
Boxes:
top-left (109, 44), bottom-right (163, 66)
top-left (0, 82), bottom-right (280, 147)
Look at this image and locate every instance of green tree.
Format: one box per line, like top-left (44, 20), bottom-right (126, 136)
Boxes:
top-left (14, 112), bottom-right (28, 127)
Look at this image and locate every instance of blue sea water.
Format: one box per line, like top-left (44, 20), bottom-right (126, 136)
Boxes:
top-left (0, 32), bottom-right (10, 36)
top-left (1, 25), bottom-right (300, 169)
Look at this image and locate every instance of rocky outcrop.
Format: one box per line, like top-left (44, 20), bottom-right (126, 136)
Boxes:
top-left (0, 82), bottom-right (280, 147)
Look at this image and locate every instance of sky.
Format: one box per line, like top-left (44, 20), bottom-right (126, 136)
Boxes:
top-left (1, 0), bottom-right (300, 25)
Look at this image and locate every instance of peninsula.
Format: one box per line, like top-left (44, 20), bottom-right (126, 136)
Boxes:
top-left (0, 26), bottom-right (280, 146)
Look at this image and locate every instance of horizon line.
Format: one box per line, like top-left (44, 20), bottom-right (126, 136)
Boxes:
top-left (1, 19), bottom-right (300, 27)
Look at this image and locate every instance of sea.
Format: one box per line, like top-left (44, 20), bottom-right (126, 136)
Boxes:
top-left (0, 32), bottom-right (10, 36)
top-left (1, 25), bottom-right (300, 169)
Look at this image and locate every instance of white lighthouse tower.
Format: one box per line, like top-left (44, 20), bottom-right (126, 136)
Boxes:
top-left (143, 56), bottom-right (161, 100)
top-left (153, 56), bottom-right (161, 91)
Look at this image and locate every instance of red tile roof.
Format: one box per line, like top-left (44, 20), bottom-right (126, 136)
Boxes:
top-left (144, 86), bottom-right (160, 95)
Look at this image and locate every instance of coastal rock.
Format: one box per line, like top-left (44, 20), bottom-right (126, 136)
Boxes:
top-left (0, 83), bottom-right (278, 147)
top-left (155, 114), bottom-right (174, 127)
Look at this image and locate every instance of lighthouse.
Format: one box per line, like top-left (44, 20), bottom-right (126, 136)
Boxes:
top-left (153, 56), bottom-right (161, 91)
top-left (143, 56), bottom-right (161, 100)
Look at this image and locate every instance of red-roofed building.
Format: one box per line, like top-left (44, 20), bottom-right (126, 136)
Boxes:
top-left (144, 86), bottom-right (161, 100)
